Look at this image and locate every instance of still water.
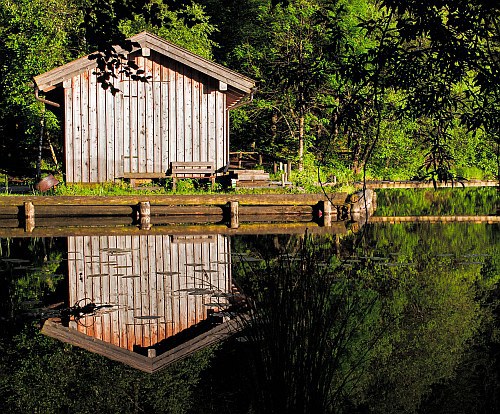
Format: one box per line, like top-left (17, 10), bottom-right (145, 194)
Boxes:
top-left (0, 188), bottom-right (498, 414)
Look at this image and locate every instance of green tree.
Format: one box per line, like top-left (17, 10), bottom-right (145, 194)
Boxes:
top-left (118, 1), bottom-right (217, 59)
top-left (231, 0), bottom-right (356, 170)
top-left (367, 0), bottom-right (500, 182)
top-left (0, 0), bottom-right (82, 174)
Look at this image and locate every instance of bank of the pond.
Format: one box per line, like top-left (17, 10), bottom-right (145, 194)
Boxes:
top-left (354, 179), bottom-right (498, 189)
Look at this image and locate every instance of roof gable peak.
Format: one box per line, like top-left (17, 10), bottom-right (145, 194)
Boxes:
top-left (34, 31), bottom-right (255, 94)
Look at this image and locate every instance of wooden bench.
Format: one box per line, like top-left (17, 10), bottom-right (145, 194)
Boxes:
top-left (170, 162), bottom-right (216, 191)
top-left (123, 172), bottom-right (167, 188)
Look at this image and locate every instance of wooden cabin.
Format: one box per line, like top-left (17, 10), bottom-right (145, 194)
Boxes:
top-left (34, 32), bottom-right (256, 183)
top-left (42, 234), bottom-right (240, 372)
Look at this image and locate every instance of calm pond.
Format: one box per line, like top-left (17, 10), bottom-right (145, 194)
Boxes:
top-left (0, 188), bottom-right (498, 414)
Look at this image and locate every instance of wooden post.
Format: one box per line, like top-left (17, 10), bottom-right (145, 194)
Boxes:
top-left (258, 154), bottom-right (263, 166)
top-left (279, 161), bottom-right (283, 171)
top-left (287, 161), bottom-right (292, 178)
top-left (230, 201), bottom-right (239, 229)
top-left (336, 206), bottom-right (343, 220)
top-left (322, 200), bottom-right (332, 227)
top-left (138, 201), bottom-right (151, 230)
top-left (273, 161), bottom-right (277, 174)
top-left (24, 202), bottom-right (35, 232)
top-left (140, 218), bottom-right (151, 230)
top-left (281, 173), bottom-right (286, 187)
top-left (138, 201), bottom-right (151, 218)
top-left (24, 201), bottom-right (35, 220)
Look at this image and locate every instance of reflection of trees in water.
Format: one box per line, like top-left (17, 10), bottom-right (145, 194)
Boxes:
top-left (237, 237), bottom-right (382, 413)
top-left (0, 238), bottom-right (66, 321)
top-left (355, 258), bottom-right (484, 413)
top-left (0, 321), bottom-right (215, 414)
top-left (0, 224), bottom-right (498, 413)
top-left (421, 253), bottom-right (500, 414)
top-left (233, 230), bottom-right (498, 413)
top-left (374, 188), bottom-right (498, 217)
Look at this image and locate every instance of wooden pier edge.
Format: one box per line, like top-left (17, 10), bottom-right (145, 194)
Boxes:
top-left (0, 193), bottom-right (350, 232)
top-left (0, 193), bottom-right (348, 207)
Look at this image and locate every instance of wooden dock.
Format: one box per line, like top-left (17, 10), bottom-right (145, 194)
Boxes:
top-left (0, 193), bottom-right (350, 236)
top-left (0, 221), bottom-right (350, 238)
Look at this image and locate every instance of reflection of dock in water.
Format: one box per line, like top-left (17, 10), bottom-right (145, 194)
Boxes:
top-left (42, 234), bottom-right (239, 373)
top-left (0, 221), bottom-right (350, 238)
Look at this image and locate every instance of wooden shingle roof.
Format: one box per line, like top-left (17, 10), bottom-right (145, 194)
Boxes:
top-left (34, 31), bottom-right (255, 95)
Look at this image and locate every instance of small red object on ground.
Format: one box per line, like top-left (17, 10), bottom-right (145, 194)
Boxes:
top-left (36, 174), bottom-right (59, 192)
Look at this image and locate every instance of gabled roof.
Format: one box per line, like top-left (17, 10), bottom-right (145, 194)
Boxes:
top-left (34, 31), bottom-right (255, 95)
top-left (42, 318), bottom-right (241, 373)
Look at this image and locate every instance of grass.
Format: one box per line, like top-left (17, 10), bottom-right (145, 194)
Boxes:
top-left (0, 180), bottom-right (349, 197)
top-left (51, 183), bottom-right (345, 196)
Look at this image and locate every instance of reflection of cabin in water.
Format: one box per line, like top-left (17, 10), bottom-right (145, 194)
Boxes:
top-left (33, 32), bottom-right (255, 183)
top-left (42, 234), bottom-right (238, 373)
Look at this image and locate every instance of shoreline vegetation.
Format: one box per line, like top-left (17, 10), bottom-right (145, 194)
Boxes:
top-left (0, 170), bottom-right (497, 198)
top-left (0, 177), bottom-right (356, 197)
top-left (1, 181), bottom-right (498, 197)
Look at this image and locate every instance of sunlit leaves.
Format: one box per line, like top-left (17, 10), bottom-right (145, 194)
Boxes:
top-left (118, 2), bottom-right (217, 60)
top-left (372, 0), bottom-right (500, 176)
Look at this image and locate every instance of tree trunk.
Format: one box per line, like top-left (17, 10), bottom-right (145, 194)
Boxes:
top-left (298, 114), bottom-right (304, 171)
top-left (271, 111), bottom-right (278, 146)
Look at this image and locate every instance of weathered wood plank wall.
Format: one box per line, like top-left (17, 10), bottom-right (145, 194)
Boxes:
top-left (67, 234), bottom-right (231, 351)
top-left (64, 51), bottom-right (229, 183)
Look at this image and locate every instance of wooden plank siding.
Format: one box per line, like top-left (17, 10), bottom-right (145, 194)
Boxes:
top-left (63, 49), bottom-right (233, 183)
top-left (89, 71), bottom-right (99, 181)
top-left (67, 234), bottom-right (232, 352)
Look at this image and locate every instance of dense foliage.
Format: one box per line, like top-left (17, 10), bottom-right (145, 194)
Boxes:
top-left (0, 0), bottom-right (497, 182)
top-left (374, 187), bottom-right (499, 216)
